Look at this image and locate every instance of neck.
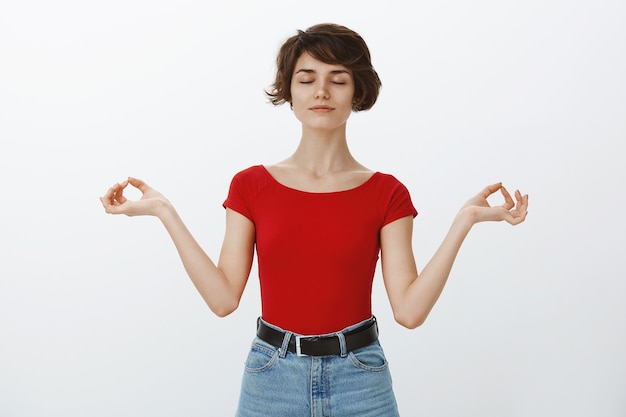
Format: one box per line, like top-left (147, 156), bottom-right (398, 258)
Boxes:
top-left (288, 125), bottom-right (359, 176)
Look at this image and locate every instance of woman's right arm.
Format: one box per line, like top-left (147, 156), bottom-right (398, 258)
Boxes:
top-left (100, 177), bottom-right (254, 317)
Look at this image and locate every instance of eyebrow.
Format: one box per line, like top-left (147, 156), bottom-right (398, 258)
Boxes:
top-left (295, 69), bottom-right (350, 75)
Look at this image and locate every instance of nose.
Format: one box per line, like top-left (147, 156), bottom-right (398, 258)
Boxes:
top-left (314, 82), bottom-right (330, 100)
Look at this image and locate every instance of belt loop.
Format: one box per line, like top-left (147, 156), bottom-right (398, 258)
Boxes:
top-left (279, 331), bottom-right (292, 358)
top-left (336, 331), bottom-right (347, 358)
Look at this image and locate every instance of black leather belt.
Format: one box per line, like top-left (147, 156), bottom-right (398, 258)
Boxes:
top-left (256, 317), bottom-right (379, 357)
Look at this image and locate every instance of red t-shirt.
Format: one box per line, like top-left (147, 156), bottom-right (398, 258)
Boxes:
top-left (223, 165), bottom-right (417, 335)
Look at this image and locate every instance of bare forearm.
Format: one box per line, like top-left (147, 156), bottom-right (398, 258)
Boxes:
top-left (156, 202), bottom-right (239, 316)
top-left (397, 210), bottom-right (474, 328)
top-left (100, 177), bottom-right (252, 316)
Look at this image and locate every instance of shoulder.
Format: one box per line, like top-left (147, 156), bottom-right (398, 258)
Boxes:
top-left (224, 165), bottom-right (273, 218)
top-left (370, 172), bottom-right (412, 194)
top-left (227, 165), bottom-right (273, 199)
top-left (369, 172), bottom-right (418, 223)
top-left (231, 165), bottom-right (267, 181)
top-left (229, 165), bottom-right (272, 188)
top-left (374, 171), bottom-right (403, 184)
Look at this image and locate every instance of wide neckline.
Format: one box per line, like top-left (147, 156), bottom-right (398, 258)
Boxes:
top-left (260, 165), bottom-right (380, 195)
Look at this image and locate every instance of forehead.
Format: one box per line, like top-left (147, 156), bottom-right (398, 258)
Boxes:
top-left (293, 52), bottom-right (351, 75)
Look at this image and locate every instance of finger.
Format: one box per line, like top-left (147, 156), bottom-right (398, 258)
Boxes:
top-left (479, 182), bottom-right (503, 199)
top-left (99, 196), bottom-right (111, 211)
top-left (103, 183), bottom-right (123, 205)
top-left (100, 196), bottom-right (122, 214)
top-left (127, 177), bottom-right (149, 193)
top-left (501, 206), bottom-right (527, 224)
top-left (101, 186), bottom-right (115, 203)
top-left (508, 194), bottom-right (529, 225)
top-left (512, 190), bottom-right (527, 211)
top-left (116, 181), bottom-right (129, 204)
top-left (506, 215), bottom-right (524, 226)
top-left (500, 186), bottom-right (515, 210)
top-left (101, 180), bottom-right (132, 213)
top-left (105, 180), bottom-right (129, 205)
top-left (111, 182), bottom-right (128, 205)
top-left (523, 193), bottom-right (529, 210)
top-left (519, 193), bottom-right (529, 219)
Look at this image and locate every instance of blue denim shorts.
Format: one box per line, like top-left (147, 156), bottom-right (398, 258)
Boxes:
top-left (236, 317), bottom-right (400, 417)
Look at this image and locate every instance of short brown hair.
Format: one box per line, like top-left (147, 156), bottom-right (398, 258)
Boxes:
top-left (266, 23), bottom-right (381, 112)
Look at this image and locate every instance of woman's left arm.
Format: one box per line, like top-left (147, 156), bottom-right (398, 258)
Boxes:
top-left (380, 183), bottom-right (528, 329)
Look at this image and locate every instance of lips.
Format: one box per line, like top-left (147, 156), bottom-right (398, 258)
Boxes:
top-left (310, 105), bottom-right (334, 112)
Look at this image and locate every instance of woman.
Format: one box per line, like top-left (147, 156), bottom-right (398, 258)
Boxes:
top-left (100, 23), bottom-right (528, 417)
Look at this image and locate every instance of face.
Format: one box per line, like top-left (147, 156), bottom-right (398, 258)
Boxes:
top-left (289, 52), bottom-right (355, 132)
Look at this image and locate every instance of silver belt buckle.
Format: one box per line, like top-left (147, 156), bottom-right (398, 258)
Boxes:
top-left (295, 335), bottom-right (307, 357)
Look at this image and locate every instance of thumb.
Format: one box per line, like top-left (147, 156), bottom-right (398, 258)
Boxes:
top-left (127, 177), bottom-right (149, 192)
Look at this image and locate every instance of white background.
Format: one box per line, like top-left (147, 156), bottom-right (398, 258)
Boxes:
top-left (1, 0), bottom-right (624, 416)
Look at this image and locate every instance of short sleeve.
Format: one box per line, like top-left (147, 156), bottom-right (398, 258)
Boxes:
top-left (222, 170), bottom-right (254, 221)
top-left (382, 178), bottom-right (418, 226)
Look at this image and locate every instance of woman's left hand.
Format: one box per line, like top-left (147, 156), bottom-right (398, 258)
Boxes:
top-left (461, 183), bottom-right (529, 226)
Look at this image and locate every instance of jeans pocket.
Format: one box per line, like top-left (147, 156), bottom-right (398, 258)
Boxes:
top-left (348, 341), bottom-right (389, 372)
top-left (244, 339), bottom-right (279, 373)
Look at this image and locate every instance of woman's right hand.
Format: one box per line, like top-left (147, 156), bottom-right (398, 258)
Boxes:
top-left (100, 177), bottom-right (171, 217)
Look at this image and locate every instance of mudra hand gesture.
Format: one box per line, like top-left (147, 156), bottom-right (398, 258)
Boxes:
top-left (100, 177), bottom-right (170, 217)
top-left (461, 182), bottom-right (528, 225)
